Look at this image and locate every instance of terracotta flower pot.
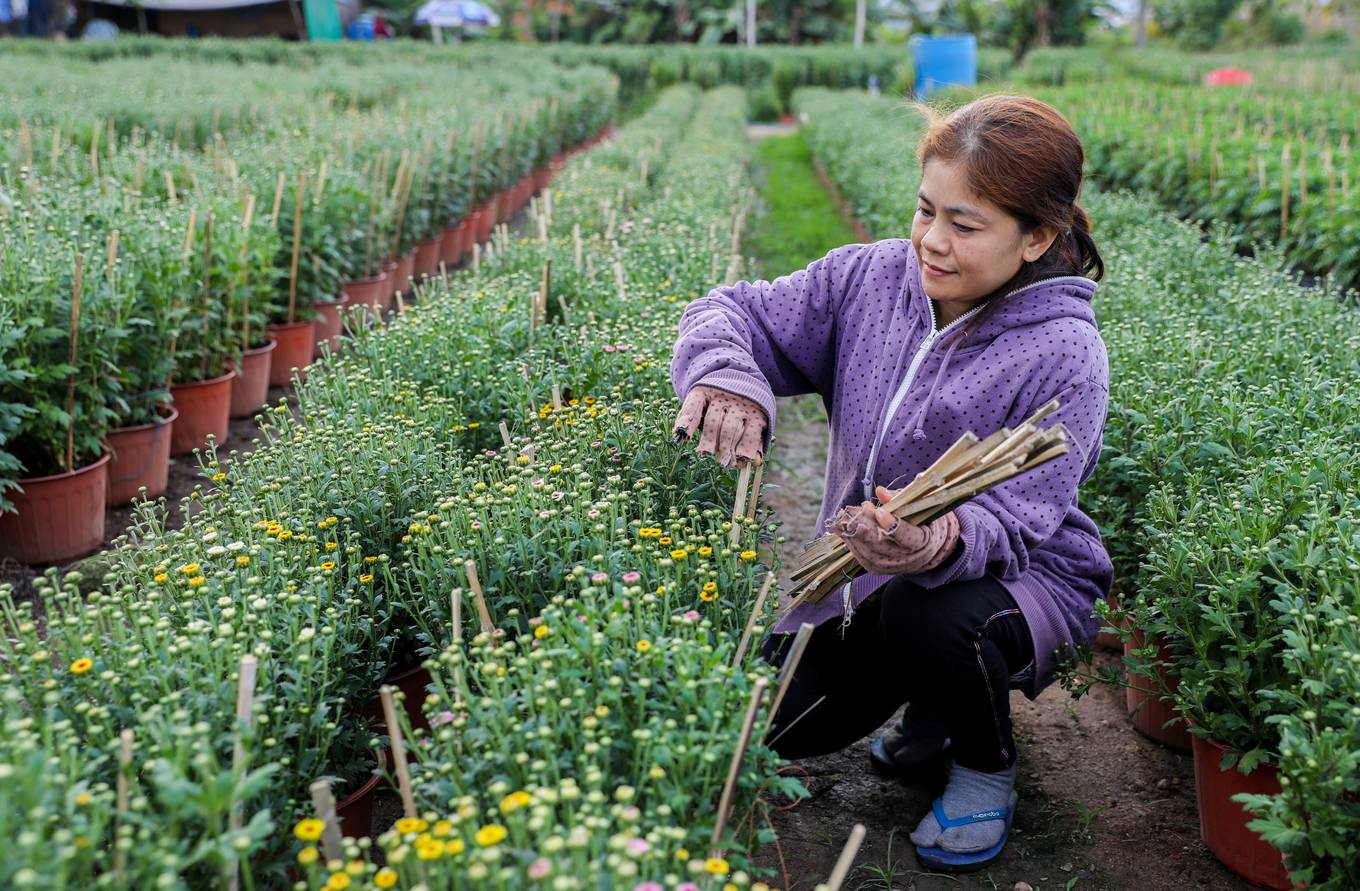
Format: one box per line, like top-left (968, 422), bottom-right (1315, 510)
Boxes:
top-left (440, 223), bottom-right (464, 267)
top-left (266, 321), bottom-right (315, 388)
top-left (389, 252), bottom-right (415, 303)
top-left (335, 747), bottom-right (388, 841)
top-left (0, 452), bottom-right (111, 564)
top-left (1125, 632), bottom-right (1192, 751)
top-left (474, 201), bottom-right (496, 243)
top-left (534, 164), bottom-right (553, 192)
top-left (364, 665), bottom-right (433, 733)
top-left (1095, 591), bottom-right (1125, 651)
top-left (342, 271), bottom-right (389, 315)
top-left (1192, 735), bottom-right (1291, 890)
top-left (312, 300), bottom-right (343, 358)
top-left (550, 152), bottom-right (567, 172)
top-left (229, 339), bottom-right (277, 418)
top-left (170, 370), bottom-right (235, 456)
top-left (413, 236), bottom-right (441, 281)
top-left (106, 405), bottom-right (178, 505)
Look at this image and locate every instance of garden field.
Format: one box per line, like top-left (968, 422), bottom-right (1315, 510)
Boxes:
top-left (1, 39), bottom-right (1358, 891)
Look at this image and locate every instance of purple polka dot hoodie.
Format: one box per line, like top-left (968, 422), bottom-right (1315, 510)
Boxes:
top-left (670, 238), bottom-right (1113, 697)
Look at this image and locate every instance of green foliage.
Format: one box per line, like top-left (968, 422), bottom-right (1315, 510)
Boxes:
top-left (746, 132), bottom-right (861, 279)
top-left (1153, 0), bottom-right (1243, 49)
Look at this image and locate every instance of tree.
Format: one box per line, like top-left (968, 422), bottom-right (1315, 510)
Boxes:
top-left (1151, 0), bottom-right (1242, 48)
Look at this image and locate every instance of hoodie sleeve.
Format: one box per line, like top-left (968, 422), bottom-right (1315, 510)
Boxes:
top-left (670, 241), bottom-right (874, 453)
top-left (909, 375), bottom-right (1110, 587)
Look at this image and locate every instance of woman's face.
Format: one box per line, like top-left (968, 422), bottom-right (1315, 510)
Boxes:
top-left (910, 158), bottom-right (1057, 313)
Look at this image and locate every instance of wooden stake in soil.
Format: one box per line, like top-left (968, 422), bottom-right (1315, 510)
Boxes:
top-left (498, 420), bottom-right (512, 448)
top-left (379, 685), bottom-right (419, 820)
top-left (745, 461), bottom-right (764, 521)
top-left (451, 588), bottom-right (466, 703)
top-left (239, 194), bottom-right (257, 351)
top-left (198, 213), bottom-right (215, 380)
top-left (539, 259), bottom-right (551, 324)
top-left (551, 383), bottom-right (563, 412)
top-left (825, 824), bottom-right (868, 891)
top-left (105, 229), bottom-right (120, 283)
top-left (64, 253), bottom-right (85, 473)
top-left (572, 223), bottom-right (582, 272)
top-left (225, 654), bottom-right (259, 891)
top-left (709, 676), bottom-right (769, 853)
top-left (731, 574), bottom-right (775, 669)
top-left (1280, 143), bottom-right (1292, 240)
top-left (269, 170), bottom-right (285, 226)
top-left (763, 622), bottom-right (815, 735)
top-left (308, 780), bottom-right (346, 861)
top-left (288, 172), bottom-right (306, 324)
top-left (463, 559), bottom-right (495, 635)
top-left (114, 728), bottom-right (134, 881)
top-left (729, 463), bottom-right (752, 548)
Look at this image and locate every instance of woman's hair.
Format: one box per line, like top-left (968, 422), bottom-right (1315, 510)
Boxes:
top-left (912, 94), bottom-right (1104, 293)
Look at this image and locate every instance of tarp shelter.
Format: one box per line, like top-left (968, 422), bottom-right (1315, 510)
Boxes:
top-left (86, 0), bottom-right (342, 39)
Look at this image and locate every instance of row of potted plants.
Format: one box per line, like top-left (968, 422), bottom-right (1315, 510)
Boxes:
top-left (794, 86), bottom-right (1360, 891)
top-left (0, 51), bottom-right (619, 566)
top-left (1, 84), bottom-right (813, 890)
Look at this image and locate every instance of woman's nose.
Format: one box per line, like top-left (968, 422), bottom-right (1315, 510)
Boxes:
top-left (920, 221), bottom-right (950, 258)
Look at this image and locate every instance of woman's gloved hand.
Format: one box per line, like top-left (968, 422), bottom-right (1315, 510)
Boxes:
top-left (672, 384), bottom-right (767, 468)
top-left (828, 485), bottom-right (961, 576)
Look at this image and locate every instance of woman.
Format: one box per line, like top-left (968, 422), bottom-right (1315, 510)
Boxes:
top-left (669, 95), bottom-right (1113, 873)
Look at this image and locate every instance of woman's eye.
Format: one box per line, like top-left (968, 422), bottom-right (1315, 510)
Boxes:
top-left (953, 223), bottom-right (974, 233)
top-left (917, 206), bottom-right (933, 217)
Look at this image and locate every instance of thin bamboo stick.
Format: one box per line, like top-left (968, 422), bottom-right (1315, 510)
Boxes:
top-left (379, 685), bottom-right (418, 819)
top-left (308, 780), bottom-right (345, 861)
top-left (463, 559), bottom-right (495, 635)
top-left (709, 676), bottom-right (769, 853)
top-left (64, 254), bottom-right (84, 473)
top-left (731, 574), bottom-right (775, 669)
top-left (288, 172), bottom-right (306, 324)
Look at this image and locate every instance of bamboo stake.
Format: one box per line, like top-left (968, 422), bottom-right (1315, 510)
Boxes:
top-left (64, 254), bottom-right (84, 473)
top-left (105, 229), bottom-right (120, 283)
top-left (825, 824), bottom-right (868, 891)
top-left (89, 120), bottom-right (101, 179)
top-left (539, 259), bottom-right (551, 324)
top-left (1280, 143), bottom-right (1292, 240)
top-left (198, 213), bottom-right (215, 380)
top-left (763, 623), bottom-right (815, 735)
top-left (498, 420), bottom-right (512, 447)
top-left (614, 258), bottom-right (626, 301)
top-left (473, 242), bottom-right (480, 275)
top-left (288, 172), bottom-right (306, 324)
top-left (379, 685), bottom-right (418, 820)
top-left (731, 574), bottom-right (775, 669)
top-left (164, 171), bottom-right (178, 206)
top-left (745, 462), bottom-right (764, 520)
top-left (551, 383), bottom-right (563, 412)
top-left (114, 728), bottom-right (134, 882)
top-left (709, 677), bottom-right (768, 853)
top-left (573, 223), bottom-right (582, 272)
top-left (225, 654), bottom-right (258, 891)
top-left (451, 589), bottom-right (465, 703)
top-left (729, 464), bottom-right (752, 548)
top-left (308, 780), bottom-right (345, 861)
top-left (463, 559), bottom-right (494, 635)
top-left (50, 125), bottom-right (62, 175)
top-left (240, 195), bottom-right (257, 351)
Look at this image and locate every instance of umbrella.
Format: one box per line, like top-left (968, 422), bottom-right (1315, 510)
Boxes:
top-left (413, 0), bottom-right (499, 28)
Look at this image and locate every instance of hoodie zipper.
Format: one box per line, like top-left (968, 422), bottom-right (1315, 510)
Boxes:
top-left (860, 275), bottom-right (1090, 502)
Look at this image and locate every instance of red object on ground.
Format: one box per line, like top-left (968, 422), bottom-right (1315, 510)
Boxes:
top-left (0, 452), bottom-right (111, 564)
top-left (1125, 633), bottom-right (1192, 751)
top-left (267, 321), bottom-right (315, 388)
top-left (229, 339), bottom-right (276, 418)
top-left (107, 405), bottom-right (178, 505)
top-left (170, 370), bottom-right (235, 456)
top-left (313, 301), bottom-right (343, 358)
top-left (1205, 67), bottom-right (1253, 87)
top-left (1192, 735), bottom-right (1291, 890)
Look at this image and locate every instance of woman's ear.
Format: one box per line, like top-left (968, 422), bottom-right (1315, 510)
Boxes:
top-left (1021, 223), bottom-right (1060, 263)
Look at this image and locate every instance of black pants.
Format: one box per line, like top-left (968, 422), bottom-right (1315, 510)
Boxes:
top-left (759, 574), bottom-right (1035, 772)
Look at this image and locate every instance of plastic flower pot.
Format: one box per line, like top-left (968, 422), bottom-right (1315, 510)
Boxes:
top-left (266, 321), bottom-right (315, 388)
top-left (390, 251), bottom-right (415, 303)
top-left (440, 223), bottom-right (465, 267)
top-left (1191, 735), bottom-right (1291, 890)
top-left (1125, 632), bottom-right (1192, 751)
top-left (229, 339), bottom-right (277, 418)
top-left (534, 164), bottom-right (553, 192)
top-left (550, 152), bottom-right (567, 173)
top-left (364, 665), bottom-right (433, 733)
top-left (106, 404), bottom-right (178, 505)
top-left (335, 746), bottom-right (388, 841)
top-left (413, 236), bottom-right (441, 281)
top-left (342, 272), bottom-right (388, 316)
top-left (170, 370), bottom-right (235, 456)
top-left (0, 451), bottom-right (111, 564)
top-left (312, 300), bottom-right (343, 359)
top-left (474, 201), bottom-right (496, 243)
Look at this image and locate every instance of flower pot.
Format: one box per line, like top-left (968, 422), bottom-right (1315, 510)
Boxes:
top-left (106, 405), bottom-right (178, 505)
top-left (440, 223), bottom-right (465, 267)
top-left (312, 300), bottom-right (343, 358)
top-left (550, 152), bottom-right (567, 173)
top-left (266, 321), bottom-right (315, 388)
top-left (1192, 735), bottom-right (1291, 890)
top-left (1095, 592), bottom-right (1125, 651)
top-left (390, 251), bottom-right (415, 302)
top-left (364, 664), bottom-right (433, 733)
top-left (341, 272), bottom-right (388, 316)
top-left (229, 339), bottom-right (277, 418)
top-left (0, 452), bottom-right (111, 564)
top-left (534, 164), bottom-right (552, 192)
top-left (170, 370), bottom-right (235, 456)
top-left (335, 747), bottom-right (388, 841)
top-left (474, 201), bottom-right (496, 243)
top-left (1124, 633), bottom-right (1192, 751)
top-left (413, 236), bottom-right (441, 281)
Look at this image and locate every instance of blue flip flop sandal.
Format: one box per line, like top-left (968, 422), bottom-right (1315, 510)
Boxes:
top-left (914, 790), bottom-right (1018, 874)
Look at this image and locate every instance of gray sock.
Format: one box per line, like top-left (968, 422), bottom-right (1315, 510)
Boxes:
top-left (910, 764), bottom-right (1016, 853)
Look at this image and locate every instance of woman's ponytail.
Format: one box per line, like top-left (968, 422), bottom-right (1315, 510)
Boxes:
top-left (1066, 203), bottom-right (1104, 282)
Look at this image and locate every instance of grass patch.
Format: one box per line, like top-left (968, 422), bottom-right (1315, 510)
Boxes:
top-left (746, 131), bottom-right (861, 281)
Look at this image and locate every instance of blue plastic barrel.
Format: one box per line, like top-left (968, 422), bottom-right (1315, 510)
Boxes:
top-left (911, 34), bottom-right (977, 98)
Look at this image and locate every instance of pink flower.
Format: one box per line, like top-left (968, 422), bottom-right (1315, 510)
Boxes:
top-left (431, 710), bottom-right (457, 726)
top-left (621, 571), bottom-right (641, 583)
top-left (551, 491), bottom-right (564, 500)
top-left (591, 572), bottom-right (609, 583)
top-left (587, 509), bottom-right (600, 518)
top-left (591, 440), bottom-right (602, 447)
top-left (577, 614), bottom-right (588, 622)
top-left (539, 510), bottom-right (552, 520)
top-left (603, 344), bottom-right (616, 353)
top-left (528, 616), bottom-right (543, 626)
top-left (532, 478), bottom-right (545, 489)
top-left (527, 858), bottom-right (552, 879)
top-left (682, 610), bottom-right (700, 622)
top-left (625, 838), bottom-right (650, 857)
top-left (471, 521), bottom-right (483, 531)
top-left (484, 449), bottom-right (498, 457)
top-left (633, 883), bottom-right (663, 891)
top-left (677, 884), bottom-right (699, 891)
top-left (615, 343), bottom-right (630, 352)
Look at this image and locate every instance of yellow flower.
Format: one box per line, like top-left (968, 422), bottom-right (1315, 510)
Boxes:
top-left (325, 874), bottom-right (351, 891)
top-left (669, 549), bottom-right (686, 560)
top-left (675, 848), bottom-right (689, 861)
top-left (649, 766), bottom-right (665, 780)
top-left (658, 536), bottom-right (672, 546)
top-left (179, 562), bottom-right (200, 575)
top-left (364, 555), bottom-right (379, 564)
top-left (700, 590), bottom-right (716, 603)
top-left (70, 658), bottom-right (93, 675)
top-left (705, 857), bottom-right (730, 875)
top-left (446, 838), bottom-right (465, 856)
top-left (500, 790), bottom-right (533, 813)
top-left (211, 472), bottom-right (226, 482)
top-left (278, 530), bottom-right (293, 540)
top-left (187, 576), bottom-right (206, 588)
top-left (75, 792), bottom-right (93, 806)
top-left (475, 824), bottom-right (508, 846)
top-left (345, 860), bottom-right (365, 876)
top-left (294, 818), bottom-right (325, 841)
top-left (374, 868), bottom-right (398, 889)
top-left (297, 846), bottom-right (319, 865)
top-left (395, 817), bottom-right (427, 835)
top-left (698, 546), bottom-right (713, 556)
top-left (467, 422), bottom-right (480, 429)
top-left (416, 838), bottom-right (444, 860)
top-left (267, 524), bottom-right (283, 537)
top-left (740, 550), bottom-right (757, 561)
top-left (549, 464), bottom-right (563, 473)
top-left (638, 527), bottom-right (661, 539)
top-left (533, 624), bottom-right (551, 639)
top-left (359, 574), bottom-right (374, 584)
top-left (432, 820), bottom-right (453, 838)
top-left (320, 561), bottom-right (336, 571)
top-left (324, 541), bottom-right (338, 551)
top-left (153, 572), bottom-right (169, 584)
top-left (702, 581), bottom-right (717, 592)
top-left (235, 555), bottom-right (250, 567)
top-left (636, 640), bottom-right (651, 654)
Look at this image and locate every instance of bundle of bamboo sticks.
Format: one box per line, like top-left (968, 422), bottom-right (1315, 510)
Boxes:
top-left (782, 398), bottom-right (1070, 611)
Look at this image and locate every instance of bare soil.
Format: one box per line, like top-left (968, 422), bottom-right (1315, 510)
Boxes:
top-left (752, 395), bottom-right (1248, 891)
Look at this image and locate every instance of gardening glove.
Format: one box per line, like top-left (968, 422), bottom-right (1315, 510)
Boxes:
top-left (827, 485), bottom-right (961, 576)
top-left (672, 384), bottom-right (767, 469)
